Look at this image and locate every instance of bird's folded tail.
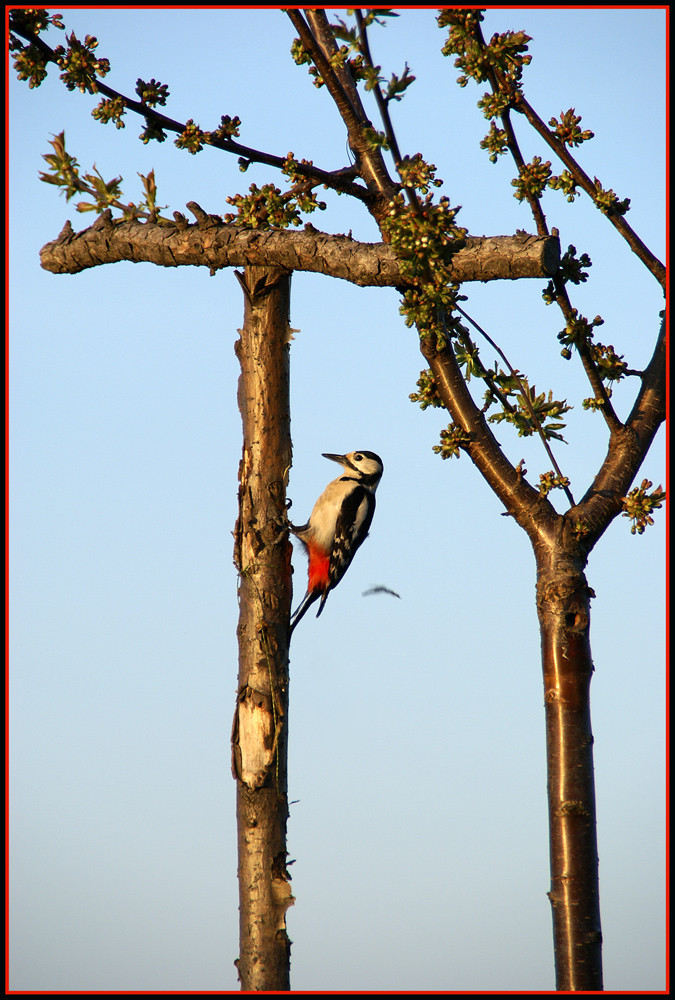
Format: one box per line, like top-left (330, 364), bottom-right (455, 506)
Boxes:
top-left (289, 588), bottom-right (321, 637)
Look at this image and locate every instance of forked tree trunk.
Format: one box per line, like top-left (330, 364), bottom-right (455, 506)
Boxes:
top-left (421, 331), bottom-right (606, 989)
top-left (536, 541), bottom-right (603, 991)
top-left (231, 266), bottom-right (294, 991)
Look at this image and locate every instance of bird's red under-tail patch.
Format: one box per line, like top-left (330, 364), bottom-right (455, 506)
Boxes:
top-left (307, 542), bottom-right (330, 593)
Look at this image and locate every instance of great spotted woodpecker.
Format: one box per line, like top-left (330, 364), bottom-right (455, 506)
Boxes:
top-left (289, 450), bottom-right (383, 635)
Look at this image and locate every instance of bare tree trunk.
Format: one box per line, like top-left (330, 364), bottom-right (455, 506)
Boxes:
top-left (231, 266), bottom-right (294, 991)
top-left (536, 543), bottom-right (603, 991)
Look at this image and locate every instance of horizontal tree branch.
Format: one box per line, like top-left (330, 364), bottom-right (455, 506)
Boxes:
top-left (40, 210), bottom-right (560, 286)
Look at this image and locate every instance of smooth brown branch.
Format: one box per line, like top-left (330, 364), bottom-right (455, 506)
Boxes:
top-left (572, 316), bottom-right (666, 551)
top-left (305, 9), bottom-right (364, 115)
top-left (455, 305), bottom-right (576, 507)
top-left (287, 9), bottom-right (398, 217)
top-left (420, 331), bottom-right (559, 546)
top-left (286, 11), bottom-right (366, 136)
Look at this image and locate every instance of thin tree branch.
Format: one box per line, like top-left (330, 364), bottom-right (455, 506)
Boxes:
top-left (470, 22), bottom-right (548, 237)
top-left (571, 315), bottom-right (666, 549)
top-left (354, 10), bottom-right (400, 159)
top-left (550, 276), bottom-right (624, 436)
top-left (286, 9), bottom-right (398, 214)
top-left (353, 9), bottom-right (426, 219)
top-left (11, 21), bottom-right (372, 204)
top-left (468, 21), bottom-right (623, 435)
top-left (455, 305), bottom-right (576, 506)
top-left (286, 10), bottom-right (364, 135)
top-left (420, 333), bottom-right (559, 545)
top-left (513, 92), bottom-right (666, 289)
top-left (304, 9), bottom-right (364, 115)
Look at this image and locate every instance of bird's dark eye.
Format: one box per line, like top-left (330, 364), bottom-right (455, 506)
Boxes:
top-left (354, 453), bottom-right (363, 461)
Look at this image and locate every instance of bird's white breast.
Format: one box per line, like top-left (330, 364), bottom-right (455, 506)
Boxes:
top-left (308, 480), bottom-right (346, 548)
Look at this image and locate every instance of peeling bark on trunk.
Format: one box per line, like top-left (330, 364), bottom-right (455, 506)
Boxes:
top-left (231, 266), bottom-right (294, 991)
top-left (536, 541), bottom-right (603, 992)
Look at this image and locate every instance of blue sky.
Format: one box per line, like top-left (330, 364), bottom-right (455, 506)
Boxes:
top-left (8, 7), bottom-right (666, 992)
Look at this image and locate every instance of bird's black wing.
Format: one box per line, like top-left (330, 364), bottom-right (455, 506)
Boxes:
top-left (328, 485), bottom-right (375, 589)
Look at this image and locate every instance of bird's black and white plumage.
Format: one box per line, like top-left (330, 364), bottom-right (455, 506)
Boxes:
top-left (289, 450), bottom-right (383, 635)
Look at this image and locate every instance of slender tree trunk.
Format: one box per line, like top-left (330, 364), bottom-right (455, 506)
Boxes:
top-left (536, 541), bottom-right (603, 991)
top-left (231, 266), bottom-right (294, 991)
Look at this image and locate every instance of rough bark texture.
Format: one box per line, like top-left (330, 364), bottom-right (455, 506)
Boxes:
top-left (39, 209), bottom-right (560, 285)
top-left (535, 541), bottom-right (603, 991)
top-left (231, 266), bottom-right (294, 991)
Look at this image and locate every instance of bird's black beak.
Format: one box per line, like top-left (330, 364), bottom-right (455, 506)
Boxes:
top-left (322, 452), bottom-right (356, 472)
